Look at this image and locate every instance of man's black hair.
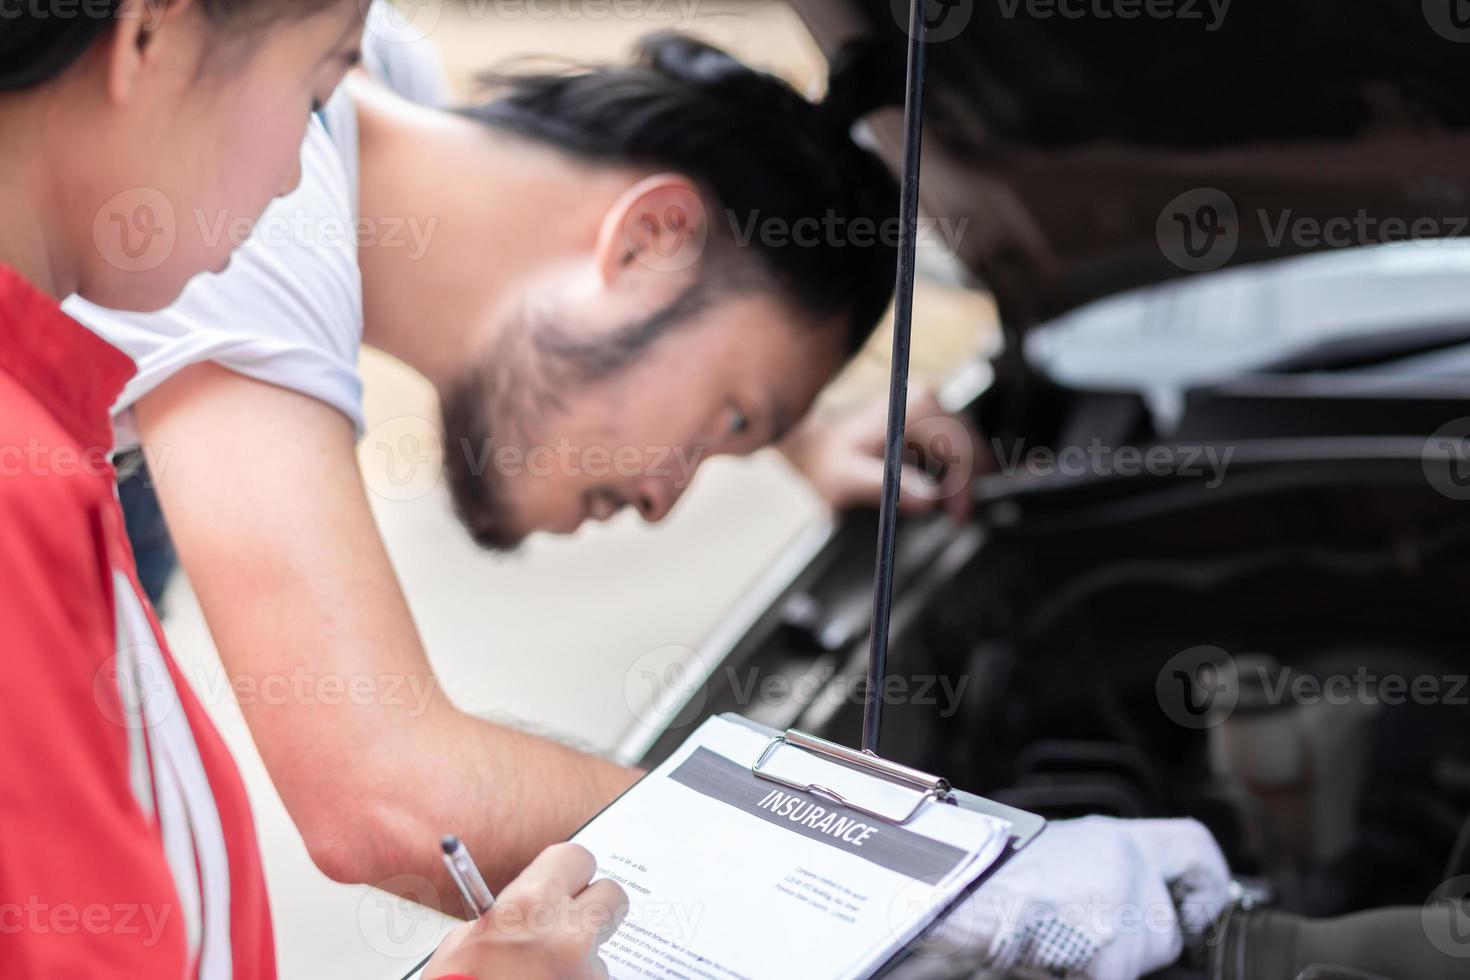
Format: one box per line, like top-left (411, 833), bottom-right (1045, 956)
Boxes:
top-left (457, 33), bottom-right (904, 356)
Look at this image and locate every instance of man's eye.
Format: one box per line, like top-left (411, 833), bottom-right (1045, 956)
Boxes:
top-left (728, 407), bottom-right (750, 436)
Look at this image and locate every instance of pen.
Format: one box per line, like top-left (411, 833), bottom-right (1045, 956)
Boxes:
top-left (440, 834), bottom-right (496, 919)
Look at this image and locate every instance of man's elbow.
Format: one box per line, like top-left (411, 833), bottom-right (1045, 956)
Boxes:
top-left (294, 793), bottom-right (432, 886)
top-left (302, 828), bottom-right (380, 885)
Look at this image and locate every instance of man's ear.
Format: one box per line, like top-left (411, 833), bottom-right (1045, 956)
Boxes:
top-left (594, 174), bottom-right (709, 284)
top-left (105, 0), bottom-right (197, 105)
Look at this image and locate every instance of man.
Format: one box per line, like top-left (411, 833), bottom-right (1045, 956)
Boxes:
top-left (68, 29), bottom-right (1229, 979)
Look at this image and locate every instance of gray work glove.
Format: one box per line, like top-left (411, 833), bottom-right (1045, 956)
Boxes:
top-left (893, 816), bottom-right (1231, 980)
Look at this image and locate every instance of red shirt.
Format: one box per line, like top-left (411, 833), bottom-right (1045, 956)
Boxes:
top-left (0, 264), bottom-right (275, 979)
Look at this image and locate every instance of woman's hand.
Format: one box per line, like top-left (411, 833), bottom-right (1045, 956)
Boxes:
top-left (426, 843), bottom-right (628, 980)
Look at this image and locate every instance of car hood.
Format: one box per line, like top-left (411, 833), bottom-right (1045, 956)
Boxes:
top-left (788, 0), bottom-right (1470, 332)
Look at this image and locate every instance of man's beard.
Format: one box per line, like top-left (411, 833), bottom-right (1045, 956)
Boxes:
top-left (439, 359), bottom-right (528, 553)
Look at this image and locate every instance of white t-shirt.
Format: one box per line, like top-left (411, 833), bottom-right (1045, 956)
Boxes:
top-left (65, 2), bottom-right (446, 450)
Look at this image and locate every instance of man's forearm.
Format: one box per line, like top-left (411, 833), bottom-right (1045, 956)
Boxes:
top-left (408, 709), bottom-right (643, 901)
top-left (282, 696), bottom-right (643, 909)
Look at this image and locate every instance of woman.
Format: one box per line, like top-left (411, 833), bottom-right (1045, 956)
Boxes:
top-left (0, 3), bottom-right (621, 978)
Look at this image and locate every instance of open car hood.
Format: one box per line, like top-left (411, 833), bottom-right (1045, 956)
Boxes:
top-left (789, 0), bottom-right (1470, 332)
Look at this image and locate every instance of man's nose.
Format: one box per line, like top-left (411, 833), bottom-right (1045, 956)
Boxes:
top-left (633, 476), bottom-right (682, 523)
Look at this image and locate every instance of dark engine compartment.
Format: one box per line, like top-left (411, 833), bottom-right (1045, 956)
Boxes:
top-left (926, 463), bottom-right (1470, 918)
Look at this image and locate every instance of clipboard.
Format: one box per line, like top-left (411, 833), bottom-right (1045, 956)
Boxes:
top-left (400, 716), bottom-right (1040, 980)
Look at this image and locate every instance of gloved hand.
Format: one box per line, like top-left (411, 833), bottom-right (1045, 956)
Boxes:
top-left (903, 816), bottom-right (1231, 980)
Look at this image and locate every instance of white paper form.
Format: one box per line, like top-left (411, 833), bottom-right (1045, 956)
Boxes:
top-left (572, 716), bottom-right (1011, 980)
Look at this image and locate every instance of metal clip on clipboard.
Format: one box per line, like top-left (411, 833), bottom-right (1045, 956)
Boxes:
top-left (751, 729), bottom-right (951, 826)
